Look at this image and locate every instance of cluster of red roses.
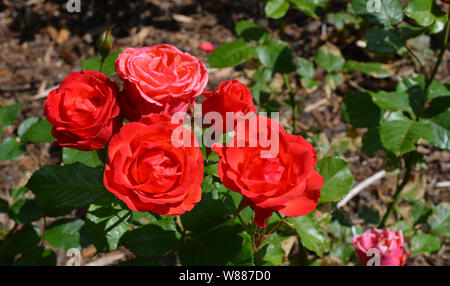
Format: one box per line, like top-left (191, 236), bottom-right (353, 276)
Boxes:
top-left (44, 44), bottom-right (323, 228)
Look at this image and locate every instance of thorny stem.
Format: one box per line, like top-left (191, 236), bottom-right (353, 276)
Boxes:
top-left (254, 214), bottom-right (287, 251)
top-left (425, 8), bottom-right (450, 94)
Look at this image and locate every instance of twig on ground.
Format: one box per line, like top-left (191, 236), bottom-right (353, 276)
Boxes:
top-left (84, 251), bottom-right (126, 266)
top-left (337, 170), bottom-right (387, 208)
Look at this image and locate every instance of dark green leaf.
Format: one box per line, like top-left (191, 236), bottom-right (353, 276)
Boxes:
top-left (427, 202), bottom-right (450, 237)
top-left (420, 110), bottom-right (450, 150)
top-left (315, 43), bottom-right (345, 73)
top-left (341, 92), bottom-right (381, 128)
top-left (380, 112), bottom-right (432, 155)
top-left (265, 0), bottom-right (290, 19)
top-left (351, 0), bottom-right (403, 27)
top-left (409, 201), bottom-right (432, 225)
top-left (17, 117), bottom-right (39, 138)
top-left (0, 224), bottom-right (41, 263)
top-left (13, 247), bottom-right (56, 266)
top-left (316, 157), bottom-right (354, 203)
top-left (288, 213), bottom-right (326, 257)
top-left (0, 137), bottom-right (26, 160)
top-left (410, 230), bottom-right (440, 254)
top-left (366, 26), bottom-right (424, 53)
top-left (21, 119), bottom-right (54, 143)
top-left (7, 199), bottom-right (43, 224)
top-left (370, 90), bottom-right (413, 114)
top-left (45, 218), bottom-right (89, 250)
top-left (27, 163), bottom-right (114, 213)
top-left (344, 60), bottom-right (394, 78)
top-left (209, 39), bottom-right (256, 68)
top-left (0, 103), bottom-right (22, 127)
top-left (259, 234), bottom-right (286, 266)
top-left (405, 0), bottom-right (448, 34)
top-left (121, 220), bottom-right (179, 257)
top-left (80, 50), bottom-right (121, 76)
top-left (256, 39), bottom-right (296, 74)
top-left (290, 0), bottom-right (330, 19)
top-left (86, 203), bottom-right (132, 251)
top-left (178, 224), bottom-right (254, 266)
top-left (296, 57), bottom-right (315, 79)
top-left (62, 148), bottom-right (103, 168)
top-left (0, 198), bottom-right (8, 213)
top-left (235, 20), bottom-right (267, 41)
top-left (359, 206), bottom-right (380, 226)
top-left (362, 128), bottom-right (383, 157)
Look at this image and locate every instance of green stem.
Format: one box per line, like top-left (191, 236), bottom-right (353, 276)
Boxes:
top-left (425, 9), bottom-right (450, 94)
top-left (378, 157), bottom-right (413, 228)
top-left (283, 74), bottom-right (297, 133)
top-left (99, 56), bottom-right (106, 73)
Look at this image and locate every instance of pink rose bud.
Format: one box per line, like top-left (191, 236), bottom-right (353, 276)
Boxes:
top-left (352, 228), bottom-right (409, 266)
top-left (200, 42), bottom-right (215, 52)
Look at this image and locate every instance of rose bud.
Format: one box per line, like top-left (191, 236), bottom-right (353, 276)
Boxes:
top-left (352, 228), bottom-right (409, 266)
top-left (202, 79), bottom-right (256, 133)
top-left (115, 44), bottom-right (208, 121)
top-left (200, 42), bottom-right (215, 52)
top-left (97, 28), bottom-right (113, 58)
top-left (103, 114), bottom-right (203, 215)
top-left (212, 115), bottom-right (323, 228)
top-left (44, 70), bottom-right (122, 151)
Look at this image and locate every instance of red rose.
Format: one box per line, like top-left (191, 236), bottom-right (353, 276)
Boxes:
top-left (212, 115), bottom-right (323, 228)
top-left (352, 228), bottom-right (409, 266)
top-left (44, 70), bottom-right (121, 151)
top-left (202, 80), bottom-right (256, 133)
top-left (115, 44), bottom-right (208, 121)
top-left (103, 114), bottom-right (203, 215)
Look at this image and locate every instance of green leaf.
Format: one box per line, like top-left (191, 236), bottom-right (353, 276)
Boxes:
top-left (13, 247), bottom-right (56, 266)
top-left (421, 110), bottom-right (450, 150)
top-left (344, 60), bottom-right (394, 78)
top-left (341, 92), bottom-right (381, 128)
top-left (259, 234), bottom-right (287, 266)
top-left (423, 96), bottom-right (450, 118)
top-left (86, 203), bottom-right (132, 251)
top-left (296, 57), bottom-right (315, 79)
top-left (405, 0), bottom-right (448, 34)
top-left (314, 43), bottom-right (345, 73)
top-left (366, 25), bottom-right (424, 53)
top-left (265, 0), bottom-right (290, 19)
top-left (235, 20), bottom-right (267, 42)
top-left (209, 39), bottom-right (256, 68)
top-left (410, 230), bottom-right (440, 254)
top-left (0, 103), bottom-right (22, 127)
top-left (7, 199), bottom-right (43, 224)
top-left (17, 117), bottom-right (39, 138)
top-left (20, 119), bottom-right (54, 143)
top-left (80, 50), bottom-right (121, 76)
top-left (370, 90), bottom-right (413, 115)
top-left (427, 202), bottom-right (450, 237)
top-left (0, 198), bottom-right (8, 213)
top-left (351, 0), bottom-right (403, 27)
top-left (288, 213), bottom-right (326, 257)
top-left (0, 137), bottom-right (26, 160)
top-left (316, 157), bottom-right (354, 203)
top-left (362, 128), bottom-right (383, 157)
top-left (121, 220), bottom-right (179, 257)
top-left (290, 0), bottom-right (330, 19)
top-left (45, 219), bottom-right (89, 250)
top-left (181, 192), bottom-right (230, 233)
top-left (63, 148), bottom-right (103, 168)
top-left (359, 206), bottom-right (380, 226)
top-left (380, 112), bottom-right (432, 155)
top-left (256, 39), bottom-right (296, 74)
top-left (178, 224), bottom-right (254, 266)
top-left (27, 163), bottom-right (114, 213)
top-left (0, 224), bottom-right (41, 264)
top-left (409, 201), bottom-right (432, 225)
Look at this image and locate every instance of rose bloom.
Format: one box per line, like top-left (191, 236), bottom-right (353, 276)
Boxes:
top-left (212, 115), bottom-right (323, 227)
top-left (103, 114), bottom-right (203, 215)
top-left (115, 44), bottom-right (208, 121)
top-left (44, 70), bottom-right (121, 151)
top-left (352, 228), bottom-right (409, 266)
top-left (202, 80), bottom-right (256, 133)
